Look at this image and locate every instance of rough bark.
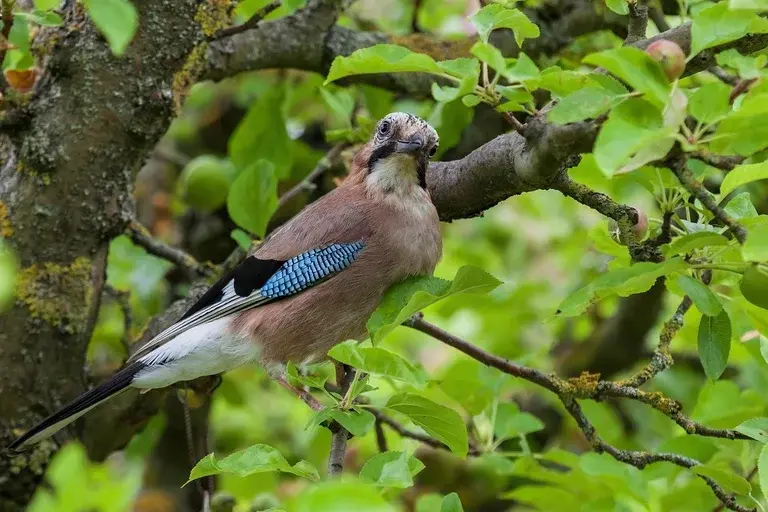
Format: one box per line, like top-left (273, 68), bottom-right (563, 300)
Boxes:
top-left (0, 0), bottom-right (209, 507)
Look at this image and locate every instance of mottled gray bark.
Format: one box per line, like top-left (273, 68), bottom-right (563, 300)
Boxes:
top-left (0, 0), bottom-right (207, 507)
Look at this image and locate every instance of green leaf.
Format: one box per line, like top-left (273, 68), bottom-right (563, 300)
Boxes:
top-left (226, 160), bottom-right (278, 237)
top-left (593, 98), bottom-right (672, 176)
top-left (744, 222), bottom-right (768, 261)
top-left (557, 258), bottom-right (688, 317)
top-left (187, 444), bottom-right (319, 484)
top-left (698, 310), bottom-right (732, 381)
top-left (470, 42), bottom-right (506, 75)
top-left (230, 229), bottom-right (253, 251)
top-left (0, 242), bottom-right (18, 311)
top-left (677, 275), bottom-right (722, 316)
top-left (82, 0), bottom-right (138, 56)
top-left (229, 87), bottom-right (293, 178)
top-left (3, 17), bottom-right (33, 71)
top-left (735, 417), bottom-right (768, 443)
top-left (494, 403), bottom-right (545, 441)
top-left (14, 10), bottom-right (63, 27)
top-left (548, 87), bottom-right (624, 124)
top-left (290, 481), bottom-right (395, 512)
top-left (504, 53), bottom-right (540, 83)
top-left (325, 45), bottom-right (442, 84)
top-left (359, 451), bottom-right (425, 488)
top-left (386, 393), bottom-right (468, 458)
top-left (427, 100), bottom-right (473, 158)
top-left (711, 93), bottom-right (768, 156)
top-left (721, 161), bottom-right (768, 197)
top-left (285, 362), bottom-right (329, 391)
top-left (583, 47), bottom-right (670, 107)
top-left (716, 49), bottom-right (767, 78)
top-left (692, 465), bottom-right (751, 496)
top-left (605, 0), bottom-right (629, 14)
top-left (441, 493), bottom-right (465, 512)
top-left (663, 232), bottom-right (729, 257)
top-left (310, 408), bottom-right (376, 437)
top-left (691, 3), bottom-right (767, 56)
top-left (724, 192), bottom-right (758, 219)
top-left (35, 0), bottom-right (61, 10)
top-left (741, 264), bottom-right (768, 310)
top-left (688, 82), bottom-right (731, 124)
top-left (328, 341), bottom-right (427, 386)
top-left (367, 265), bottom-right (502, 342)
top-left (461, 94), bottom-right (481, 107)
top-left (760, 446), bottom-right (768, 508)
top-left (469, 4), bottom-right (539, 46)
top-left (320, 88), bottom-right (355, 127)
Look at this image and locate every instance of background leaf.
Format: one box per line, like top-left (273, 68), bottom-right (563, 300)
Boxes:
top-left (698, 310), bottom-right (732, 381)
top-left (226, 160), bottom-right (278, 237)
top-left (187, 444), bottom-right (319, 484)
top-left (82, 0), bottom-right (138, 56)
top-left (386, 393), bottom-right (469, 458)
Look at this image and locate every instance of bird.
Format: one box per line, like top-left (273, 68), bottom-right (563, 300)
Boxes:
top-left (9, 112), bottom-right (442, 452)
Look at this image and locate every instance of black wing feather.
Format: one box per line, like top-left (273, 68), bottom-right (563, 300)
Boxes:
top-left (180, 256), bottom-right (283, 321)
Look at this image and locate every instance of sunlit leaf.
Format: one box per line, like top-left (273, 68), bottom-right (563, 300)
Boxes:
top-left (721, 161), bottom-right (768, 197)
top-left (325, 45), bottom-right (442, 84)
top-left (290, 481), bottom-right (395, 511)
top-left (187, 444), bottom-right (319, 484)
top-left (494, 403), bottom-right (545, 441)
top-left (306, 407), bottom-right (376, 437)
top-left (328, 341), bottom-right (427, 386)
top-left (368, 265), bottom-right (501, 342)
top-left (735, 417), bottom-right (768, 443)
top-left (663, 232), bottom-right (729, 257)
top-left (691, 3), bottom-right (768, 56)
top-left (583, 47), bottom-right (670, 107)
top-left (469, 4), bottom-right (539, 46)
top-left (441, 493), bottom-right (465, 512)
top-left (688, 82), bottom-right (731, 124)
top-left (743, 222), bottom-right (768, 262)
top-left (711, 93), bottom-right (768, 156)
top-left (548, 87), bottom-right (625, 124)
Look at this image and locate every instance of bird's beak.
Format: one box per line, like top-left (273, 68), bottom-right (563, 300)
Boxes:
top-left (395, 137), bottom-right (424, 154)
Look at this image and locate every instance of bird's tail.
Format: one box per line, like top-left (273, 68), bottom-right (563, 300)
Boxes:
top-left (7, 362), bottom-right (146, 453)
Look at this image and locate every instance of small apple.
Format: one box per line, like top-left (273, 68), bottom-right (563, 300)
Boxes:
top-left (180, 155), bottom-right (236, 212)
top-left (646, 40), bottom-right (686, 81)
top-left (740, 264), bottom-right (768, 311)
top-left (631, 208), bottom-right (649, 240)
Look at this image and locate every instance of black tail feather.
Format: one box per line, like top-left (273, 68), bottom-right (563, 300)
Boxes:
top-left (7, 362), bottom-right (146, 453)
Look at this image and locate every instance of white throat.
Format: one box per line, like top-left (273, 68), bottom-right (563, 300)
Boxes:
top-left (366, 154), bottom-right (420, 196)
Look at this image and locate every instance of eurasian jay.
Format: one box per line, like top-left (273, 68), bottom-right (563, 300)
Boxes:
top-left (9, 112), bottom-right (442, 452)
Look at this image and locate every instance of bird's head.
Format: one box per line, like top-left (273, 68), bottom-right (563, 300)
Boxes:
top-left (354, 112), bottom-right (439, 193)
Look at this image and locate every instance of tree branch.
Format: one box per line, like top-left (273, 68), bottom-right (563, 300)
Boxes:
top-left (125, 221), bottom-right (214, 278)
top-left (328, 364), bottom-right (354, 477)
top-left (668, 155), bottom-right (748, 244)
top-left (405, 313), bottom-right (751, 511)
top-left (625, 2), bottom-right (649, 45)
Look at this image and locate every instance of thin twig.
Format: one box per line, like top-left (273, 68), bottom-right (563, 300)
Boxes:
top-left (209, 1), bottom-right (281, 41)
top-left (406, 313), bottom-right (750, 510)
top-left (691, 151), bottom-right (745, 172)
top-left (625, 2), bottom-right (649, 45)
top-left (561, 398), bottom-right (754, 512)
top-left (709, 66), bottom-right (739, 86)
top-left (729, 78), bottom-right (758, 105)
top-left (648, 6), bottom-right (670, 32)
top-left (374, 419), bottom-right (387, 452)
top-left (372, 409), bottom-right (455, 452)
top-left (713, 466), bottom-right (759, 512)
top-left (669, 155), bottom-right (747, 243)
top-left (501, 112), bottom-right (526, 133)
top-left (328, 364), bottom-right (354, 477)
top-left (126, 220), bottom-right (214, 277)
top-left (276, 144), bottom-right (347, 210)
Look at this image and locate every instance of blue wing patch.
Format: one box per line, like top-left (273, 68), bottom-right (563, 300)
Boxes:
top-left (261, 242), bottom-right (365, 299)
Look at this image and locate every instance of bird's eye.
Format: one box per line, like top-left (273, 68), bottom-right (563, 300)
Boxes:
top-left (429, 145), bottom-right (438, 157)
top-left (378, 121), bottom-right (391, 135)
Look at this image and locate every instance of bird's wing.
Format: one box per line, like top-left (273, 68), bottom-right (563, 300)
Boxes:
top-left (127, 241), bottom-right (365, 362)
